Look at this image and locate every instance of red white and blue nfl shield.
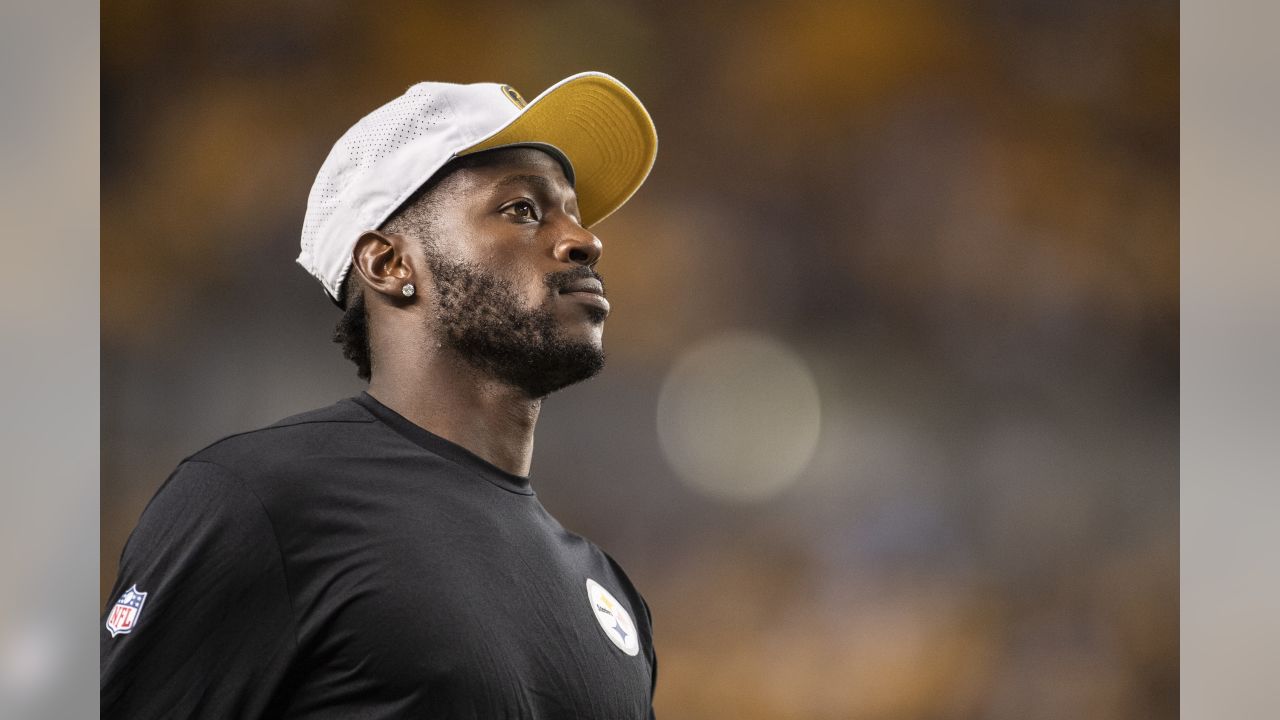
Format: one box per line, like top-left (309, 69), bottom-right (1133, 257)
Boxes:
top-left (106, 585), bottom-right (147, 637)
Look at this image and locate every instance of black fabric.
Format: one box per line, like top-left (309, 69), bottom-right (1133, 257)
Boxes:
top-left (102, 394), bottom-right (657, 719)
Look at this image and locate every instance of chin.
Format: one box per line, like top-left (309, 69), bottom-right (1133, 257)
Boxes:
top-left (517, 341), bottom-right (607, 398)
top-left (559, 320), bottom-right (605, 348)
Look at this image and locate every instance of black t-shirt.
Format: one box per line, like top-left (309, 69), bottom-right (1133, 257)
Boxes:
top-left (101, 394), bottom-right (657, 719)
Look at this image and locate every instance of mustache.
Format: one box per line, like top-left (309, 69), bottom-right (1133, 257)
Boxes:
top-left (545, 266), bottom-right (605, 295)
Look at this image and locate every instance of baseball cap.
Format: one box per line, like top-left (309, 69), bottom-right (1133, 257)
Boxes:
top-left (297, 71), bottom-right (658, 303)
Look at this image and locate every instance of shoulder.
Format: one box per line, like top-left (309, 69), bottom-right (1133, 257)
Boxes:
top-left (130, 459), bottom-right (277, 550)
top-left (600, 548), bottom-right (650, 603)
top-left (182, 396), bottom-right (377, 480)
top-left (119, 400), bottom-right (380, 573)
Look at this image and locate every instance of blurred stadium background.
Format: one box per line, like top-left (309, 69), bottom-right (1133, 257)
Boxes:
top-left (102, 1), bottom-right (1177, 718)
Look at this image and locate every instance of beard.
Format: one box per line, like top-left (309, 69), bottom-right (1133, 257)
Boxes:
top-left (424, 252), bottom-right (606, 398)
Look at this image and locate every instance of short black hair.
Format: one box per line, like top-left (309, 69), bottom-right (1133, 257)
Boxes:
top-left (333, 273), bottom-right (372, 380)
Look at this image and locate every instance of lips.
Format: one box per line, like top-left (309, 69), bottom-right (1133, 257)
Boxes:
top-left (559, 277), bottom-right (604, 296)
top-left (557, 276), bottom-right (610, 317)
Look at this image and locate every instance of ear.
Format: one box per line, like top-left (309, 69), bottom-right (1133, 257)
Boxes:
top-left (350, 230), bottom-right (418, 300)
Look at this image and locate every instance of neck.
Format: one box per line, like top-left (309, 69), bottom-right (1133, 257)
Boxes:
top-left (367, 350), bottom-right (542, 477)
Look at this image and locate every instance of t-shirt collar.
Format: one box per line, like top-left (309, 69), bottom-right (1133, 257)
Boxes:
top-left (351, 392), bottom-right (535, 495)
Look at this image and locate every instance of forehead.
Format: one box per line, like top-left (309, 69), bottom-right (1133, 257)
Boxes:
top-left (450, 147), bottom-right (575, 196)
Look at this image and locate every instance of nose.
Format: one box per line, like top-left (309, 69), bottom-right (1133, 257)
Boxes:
top-left (552, 218), bottom-right (602, 268)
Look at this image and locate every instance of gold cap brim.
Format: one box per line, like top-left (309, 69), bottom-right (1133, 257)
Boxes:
top-left (462, 73), bottom-right (658, 228)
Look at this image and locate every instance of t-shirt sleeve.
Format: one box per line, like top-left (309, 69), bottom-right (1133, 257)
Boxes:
top-left (641, 594), bottom-right (658, 719)
top-left (101, 459), bottom-right (298, 719)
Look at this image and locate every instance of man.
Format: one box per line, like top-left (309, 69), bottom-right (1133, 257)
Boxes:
top-left (101, 72), bottom-right (659, 719)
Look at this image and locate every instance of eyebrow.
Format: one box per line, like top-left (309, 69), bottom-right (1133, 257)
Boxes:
top-left (494, 174), bottom-right (562, 196)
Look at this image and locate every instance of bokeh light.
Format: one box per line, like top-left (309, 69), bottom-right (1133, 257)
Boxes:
top-left (656, 331), bottom-right (822, 503)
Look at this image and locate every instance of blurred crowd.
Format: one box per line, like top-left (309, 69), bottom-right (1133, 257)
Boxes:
top-left (103, 1), bottom-right (1177, 718)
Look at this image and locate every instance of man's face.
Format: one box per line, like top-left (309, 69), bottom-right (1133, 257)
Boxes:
top-left (414, 147), bottom-right (610, 398)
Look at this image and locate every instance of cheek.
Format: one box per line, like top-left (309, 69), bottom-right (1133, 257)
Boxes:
top-left (461, 237), bottom-right (549, 308)
top-left (519, 270), bottom-right (552, 308)
top-left (487, 257), bottom-right (548, 309)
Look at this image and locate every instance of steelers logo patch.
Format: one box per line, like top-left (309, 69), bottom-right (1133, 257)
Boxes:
top-left (500, 84), bottom-right (527, 109)
top-left (585, 578), bottom-right (640, 656)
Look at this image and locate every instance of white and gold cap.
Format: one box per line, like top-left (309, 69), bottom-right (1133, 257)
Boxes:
top-left (297, 72), bottom-right (658, 303)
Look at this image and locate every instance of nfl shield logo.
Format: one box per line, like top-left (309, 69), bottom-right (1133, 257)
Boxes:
top-left (106, 585), bottom-right (147, 637)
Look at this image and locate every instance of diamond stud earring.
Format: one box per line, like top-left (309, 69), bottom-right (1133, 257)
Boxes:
top-left (401, 283), bottom-right (416, 297)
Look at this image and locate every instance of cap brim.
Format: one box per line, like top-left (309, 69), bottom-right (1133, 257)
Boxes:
top-left (460, 72), bottom-right (657, 228)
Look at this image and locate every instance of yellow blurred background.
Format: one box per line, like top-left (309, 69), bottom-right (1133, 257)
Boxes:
top-left (102, 1), bottom-right (1177, 718)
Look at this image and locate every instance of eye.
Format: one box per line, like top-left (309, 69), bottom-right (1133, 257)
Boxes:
top-left (504, 200), bottom-right (540, 222)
